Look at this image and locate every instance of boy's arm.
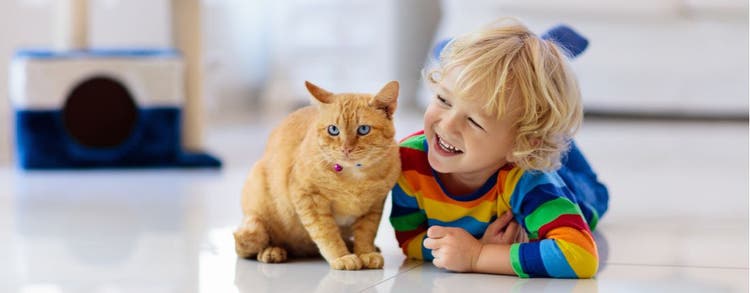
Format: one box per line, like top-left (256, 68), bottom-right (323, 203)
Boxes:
top-left (424, 226), bottom-right (516, 274)
top-left (473, 244), bottom-right (515, 275)
top-left (423, 197), bottom-right (596, 277)
top-left (473, 229), bottom-right (595, 277)
top-left (389, 180), bottom-right (430, 260)
top-left (507, 173), bottom-right (599, 278)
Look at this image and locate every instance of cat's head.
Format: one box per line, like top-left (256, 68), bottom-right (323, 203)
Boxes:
top-left (305, 81), bottom-right (399, 168)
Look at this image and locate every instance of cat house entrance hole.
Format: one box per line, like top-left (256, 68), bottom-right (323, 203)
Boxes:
top-left (63, 76), bottom-right (138, 148)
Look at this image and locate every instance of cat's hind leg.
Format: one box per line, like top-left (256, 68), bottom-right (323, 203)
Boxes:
top-left (234, 214), bottom-right (288, 263)
top-left (234, 211), bottom-right (287, 263)
top-left (234, 214), bottom-right (271, 259)
top-left (256, 246), bottom-right (287, 263)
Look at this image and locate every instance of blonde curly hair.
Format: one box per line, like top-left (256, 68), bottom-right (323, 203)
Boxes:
top-left (425, 18), bottom-right (583, 171)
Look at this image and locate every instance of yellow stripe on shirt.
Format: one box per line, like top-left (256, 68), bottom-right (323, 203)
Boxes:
top-left (406, 231), bottom-right (427, 260)
top-left (557, 240), bottom-right (598, 278)
top-left (421, 196), bottom-right (496, 223)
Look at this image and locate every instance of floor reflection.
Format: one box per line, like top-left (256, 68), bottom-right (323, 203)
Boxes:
top-left (11, 171), bottom-right (212, 293)
top-left (382, 261), bottom-right (600, 293)
top-left (233, 256), bottom-right (408, 293)
top-left (381, 233), bottom-right (609, 292)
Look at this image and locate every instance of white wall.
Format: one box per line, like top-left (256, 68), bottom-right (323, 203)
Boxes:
top-left (258, 0), bottom-right (397, 114)
top-left (425, 0), bottom-right (749, 116)
top-left (89, 0), bottom-right (172, 48)
top-left (202, 0), bottom-right (271, 115)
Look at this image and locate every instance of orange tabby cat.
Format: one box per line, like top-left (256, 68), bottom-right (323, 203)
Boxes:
top-left (234, 81), bottom-right (401, 270)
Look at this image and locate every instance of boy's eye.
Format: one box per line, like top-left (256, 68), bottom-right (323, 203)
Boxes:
top-left (436, 95), bottom-right (451, 106)
top-left (468, 118), bottom-right (485, 131)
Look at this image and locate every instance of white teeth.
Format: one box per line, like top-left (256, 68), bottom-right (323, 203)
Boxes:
top-left (437, 135), bottom-right (462, 153)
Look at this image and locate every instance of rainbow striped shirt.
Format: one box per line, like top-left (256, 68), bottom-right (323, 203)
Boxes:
top-left (390, 131), bottom-right (599, 278)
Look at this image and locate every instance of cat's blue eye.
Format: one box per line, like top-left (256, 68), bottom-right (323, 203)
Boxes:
top-left (357, 125), bottom-right (371, 136)
top-left (327, 125), bottom-right (340, 136)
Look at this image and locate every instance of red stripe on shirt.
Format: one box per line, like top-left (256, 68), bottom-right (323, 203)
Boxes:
top-left (400, 147), bottom-right (433, 176)
top-left (395, 223), bottom-right (428, 246)
top-left (537, 214), bottom-right (590, 239)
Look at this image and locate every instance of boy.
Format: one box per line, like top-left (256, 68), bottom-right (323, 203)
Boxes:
top-left (390, 18), bottom-right (609, 278)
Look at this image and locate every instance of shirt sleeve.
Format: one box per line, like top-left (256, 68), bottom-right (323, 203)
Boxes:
top-left (508, 171), bottom-right (599, 278)
top-left (389, 176), bottom-right (431, 260)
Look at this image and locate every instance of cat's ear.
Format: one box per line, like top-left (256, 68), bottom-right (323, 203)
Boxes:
top-left (370, 81), bottom-right (399, 119)
top-left (305, 81), bottom-right (334, 104)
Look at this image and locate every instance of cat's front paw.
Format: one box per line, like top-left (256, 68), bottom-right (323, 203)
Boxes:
top-left (358, 252), bottom-right (384, 269)
top-left (331, 254), bottom-right (363, 270)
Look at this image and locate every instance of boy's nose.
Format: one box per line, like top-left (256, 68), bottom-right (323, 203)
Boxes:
top-left (441, 113), bottom-right (462, 133)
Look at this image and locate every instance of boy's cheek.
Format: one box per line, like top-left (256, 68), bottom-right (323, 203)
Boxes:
top-left (423, 105), bottom-right (440, 128)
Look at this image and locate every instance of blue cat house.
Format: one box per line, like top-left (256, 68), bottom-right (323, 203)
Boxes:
top-left (9, 49), bottom-right (221, 169)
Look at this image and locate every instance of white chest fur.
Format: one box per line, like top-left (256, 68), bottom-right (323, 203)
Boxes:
top-left (334, 215), bottom-right (357, 227)
top-left (350, 168), bottom-right (365, 178)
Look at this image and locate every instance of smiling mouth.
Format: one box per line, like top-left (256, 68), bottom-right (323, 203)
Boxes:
top-left (436, 134), bottom-right (463, 154)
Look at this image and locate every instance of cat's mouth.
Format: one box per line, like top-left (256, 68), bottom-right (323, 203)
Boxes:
top-left (337, 153), bottom-right (363, 165)
top-left (436, 134), bottom-right (463, 154)
top-left (340, 152), bottom-right (358, 161)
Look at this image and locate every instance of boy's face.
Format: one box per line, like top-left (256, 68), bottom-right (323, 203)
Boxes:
top-left (424, 69), bottom-right (519, 179)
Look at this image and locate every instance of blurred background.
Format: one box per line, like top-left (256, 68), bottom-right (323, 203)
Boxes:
top-left (0, 1), bottom-right (747, 292)
top-left (0, 0), bottom-right (748, 164)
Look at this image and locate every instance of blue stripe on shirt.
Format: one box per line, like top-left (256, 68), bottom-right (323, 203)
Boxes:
top-left (509, 172), bottom-right (567, 212)
top-left (427, 216), bottom-right (489, 238)
top-left (392, 183), bottom-right (419, 208)
top-left (390, 205), bottom-right (422, 218)
top-left (540, 239), bottom-right (578, 278)
top-left (516, 184), bottom-right (564, 215)
top-left (519, 241), bottom-right (549, 277)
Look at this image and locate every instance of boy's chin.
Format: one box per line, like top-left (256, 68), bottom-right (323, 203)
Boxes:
top-left (427, 154), bottom-right (455, 174)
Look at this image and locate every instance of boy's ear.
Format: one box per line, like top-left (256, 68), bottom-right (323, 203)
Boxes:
top-left (370, 81), bottom-right (399, 119)
top-left (305, 81), bottom-right (334, 104)
top-left (529, 138), bottom-right (541, 148)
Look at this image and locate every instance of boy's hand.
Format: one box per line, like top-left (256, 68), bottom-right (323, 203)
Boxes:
top-left (423, 226), bottom-right (482, 272)
top-left (480, 212), bottom-right (526, 245)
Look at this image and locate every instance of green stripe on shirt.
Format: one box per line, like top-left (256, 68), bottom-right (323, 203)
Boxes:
top-left (510, 243), bottom-right (529, 278)
top-left (390, 212), bottom-right (426, 231)
top-left (400, 135), bottom-right (426, 151)
top-left (524, 197), bottom-right (582, 239)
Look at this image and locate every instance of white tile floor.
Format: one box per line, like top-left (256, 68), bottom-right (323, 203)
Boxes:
top-left (0, 109), bottom-right (747, 293)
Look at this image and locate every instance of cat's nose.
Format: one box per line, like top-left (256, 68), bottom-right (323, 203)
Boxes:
top-left (342, 146), bottom-right (355, 158)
